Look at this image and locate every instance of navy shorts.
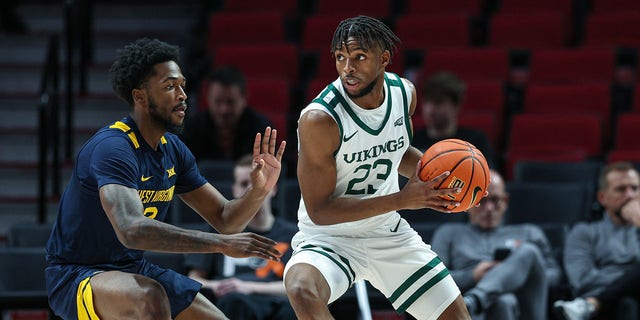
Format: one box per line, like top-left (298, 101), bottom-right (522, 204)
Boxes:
top-left (46, 259), bottom-right (201, 320)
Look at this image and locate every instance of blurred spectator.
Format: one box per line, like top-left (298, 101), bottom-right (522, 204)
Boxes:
top-left (431, 169), bottom-right (562, 320)
top-left (181, 66), bottom-right (272, 161)
top-left (413, 72), bottom-right (495, 168)
top-left (554, 161), bottom-right (640, 320)
top-left (186, 154), bottom-right (298, 320)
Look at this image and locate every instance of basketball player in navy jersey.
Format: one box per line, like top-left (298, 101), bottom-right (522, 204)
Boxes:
top-left (45, 38), bottom-right (286, 320)
top-left (283, 16), bottom-right (471, 319)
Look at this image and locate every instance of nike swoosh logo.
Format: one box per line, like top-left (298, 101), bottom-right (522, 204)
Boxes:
top-left (141, 175), bottom-right (153, 182)
top-left (470, 186), bottom-right (483, 206)
top-left (343, 131), bottom-right (358, 142)
top-left (394, 117), bottom-right (403, 126)
top-left (390, 219), bottom-right (401, 232)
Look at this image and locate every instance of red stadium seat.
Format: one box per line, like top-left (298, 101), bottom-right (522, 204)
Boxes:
top-left (523, 83), bottom-right (612, 143)
top-left (395, 14), bottom-right (470, 50)
top-left (406, 0), bottom-right (482, 15)
top-left (223, 0), bottom-right (298, 16)
top-left (498, 0), bottom-right (573, 15)
top-left (607, 150), bottom-right (640, 163)
top-left (505, 114), bottom-right (602, 179)
top-left (212, 44), bottom-right (299, 81)
top-left (207, 12), bottom-right (286, 51)
top-left (523, 83), bottom-right (611, 120)
top-left (613, 113), bottom-right (640, 151)
top-left (507, 114), bottom-right (603, 158)
top-left (301, 15), bottom-right (344, 53)
top-left (490, 12), bottom-right (569, 48)
top-left (591, 0), bottom-right (640, 13)
top-left (245, 78), bottom-right (291, 114)
top-left (584, 13), bottom-right (640, 48)
top-left (314, 0), bottom-right (392, 18)
top-left (422, 48), bottom-right (509, 82)
top-left (528, 48), bottom-right (615, 84)
top-left (263, 112), bottom-right (289, 141)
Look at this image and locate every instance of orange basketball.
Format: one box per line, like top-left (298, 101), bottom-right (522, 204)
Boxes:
top-left (419, 139), bottom-right (490, 212)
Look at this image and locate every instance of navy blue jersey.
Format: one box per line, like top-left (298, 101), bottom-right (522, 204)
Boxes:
top-left (46, 117), bottom-right (207, 266)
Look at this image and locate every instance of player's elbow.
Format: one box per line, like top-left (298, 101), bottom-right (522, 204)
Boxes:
top-left (115, 222), bottom-right (148, 249)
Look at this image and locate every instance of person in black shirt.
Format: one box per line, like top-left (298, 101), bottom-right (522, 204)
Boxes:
top-left (413, 72), bottom-right (496, 168)
top-left (181, 66), bottom-right (272, 161)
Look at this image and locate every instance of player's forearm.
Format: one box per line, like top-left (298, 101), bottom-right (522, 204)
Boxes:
top-left (306, 193), bottom-right (403, 225)
top-left (217, 186), bottom-right (269, 233)
top-left (121, 218), bottom-right (225, 253)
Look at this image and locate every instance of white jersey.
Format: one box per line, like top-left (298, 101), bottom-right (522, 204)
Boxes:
top-left (297, 72), bottom-right (413, 236)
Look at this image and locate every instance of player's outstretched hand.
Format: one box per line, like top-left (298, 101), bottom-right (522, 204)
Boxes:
top-left (218, 232), bottom-right (283, 261)
top-left (399, 161), bottom-right (461, 212)
top-left (251, 127), bottom-right (286, 192)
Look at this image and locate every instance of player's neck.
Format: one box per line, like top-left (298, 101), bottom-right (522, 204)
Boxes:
top-left (130, 113), bottom-right (165, 150)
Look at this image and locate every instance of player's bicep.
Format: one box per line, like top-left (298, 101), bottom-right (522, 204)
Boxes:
top-left (297, 111), bottom-right (340, 214)
top-left (99, 183), bottom-right (145, 242)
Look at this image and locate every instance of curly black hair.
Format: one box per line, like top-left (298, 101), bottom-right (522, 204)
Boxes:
top-left (109, 38), bottom-right (180, 106)
top-left (331, 15), bottom-right (400, 58)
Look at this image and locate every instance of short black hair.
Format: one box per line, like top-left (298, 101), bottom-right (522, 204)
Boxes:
top-left (109, 38), bottom-right (180, 106)
top-left (331, 15), bottom-right (400, 58)
top-left (208, 66), bottom-right (246, 94)
top-left (422, 72), bottom-right (466, 106)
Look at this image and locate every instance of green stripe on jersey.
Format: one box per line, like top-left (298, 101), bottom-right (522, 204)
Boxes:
top-left (388, 256), bottom-right (449, 313)
top-left (299, 244), bottom-right (356, 286)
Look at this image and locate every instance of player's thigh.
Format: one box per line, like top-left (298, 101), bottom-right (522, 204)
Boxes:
top-left (175, 292), bottom-right (228, 320)
top-left (90, 270), bottom-right (170, 318)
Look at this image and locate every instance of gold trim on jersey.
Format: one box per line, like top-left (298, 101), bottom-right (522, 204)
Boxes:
top-left (109, 121), bottom-right (168, 148)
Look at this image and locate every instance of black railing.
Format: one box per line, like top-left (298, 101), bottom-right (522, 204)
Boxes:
top-left (38, 0), bottom-right (91, 221)
top-left (38, 35), bottom-right (61, 224)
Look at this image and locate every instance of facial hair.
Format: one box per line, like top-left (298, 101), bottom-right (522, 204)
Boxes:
top-left (149, 97), bottom-right (184, 134)
top-left (345, 76), bottom-right (378, 99)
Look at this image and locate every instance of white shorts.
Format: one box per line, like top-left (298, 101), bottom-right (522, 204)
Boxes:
top-left (283, 217), bottom-right (460, 320)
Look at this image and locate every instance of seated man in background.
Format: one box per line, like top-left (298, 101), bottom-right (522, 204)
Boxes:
top-left (181, 66), bottom-right (272, 161)
top-left (412, 71), bottom-right (495, 168)
top-left (186, 154), bottom-right (298, 320)
top-left (554, 161), bottom-right (640, 320)
top-left (430, 169), bottom-right (562, 320)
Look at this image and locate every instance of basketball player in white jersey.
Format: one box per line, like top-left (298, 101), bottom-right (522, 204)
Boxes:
top-left (283, 16), bottom-right (472, 320)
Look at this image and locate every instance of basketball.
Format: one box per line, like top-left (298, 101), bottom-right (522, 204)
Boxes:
top-left (419, 139), bottom-right (490, 212)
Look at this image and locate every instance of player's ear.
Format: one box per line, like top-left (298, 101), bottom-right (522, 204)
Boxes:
top-left (380, 50), bottom-right (391, 68)
top-left (132, 88), bottom-right (147, 105)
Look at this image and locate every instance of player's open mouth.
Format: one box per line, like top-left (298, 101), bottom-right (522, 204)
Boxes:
top-left (344, 78), bottom-right (359, 88)
top-left (173, 104), bottom-right (187, 117)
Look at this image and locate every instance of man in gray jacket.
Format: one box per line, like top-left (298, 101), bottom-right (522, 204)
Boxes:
top-left (431, 169), bottom-right (562, 320)
top-left (554, 161), bottom-right (640, 320)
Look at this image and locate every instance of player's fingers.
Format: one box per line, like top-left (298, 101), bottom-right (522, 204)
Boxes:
top-left (253, 132), bottom-right (262, 158)
top-left (262, 127), bottom-right (272, 154)
top-left (429, 171), bottom-right (450, 185)
top-left (269, 129), bottom-right (277, 155)
top-left (275, 141), bottom-right (286, 161)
